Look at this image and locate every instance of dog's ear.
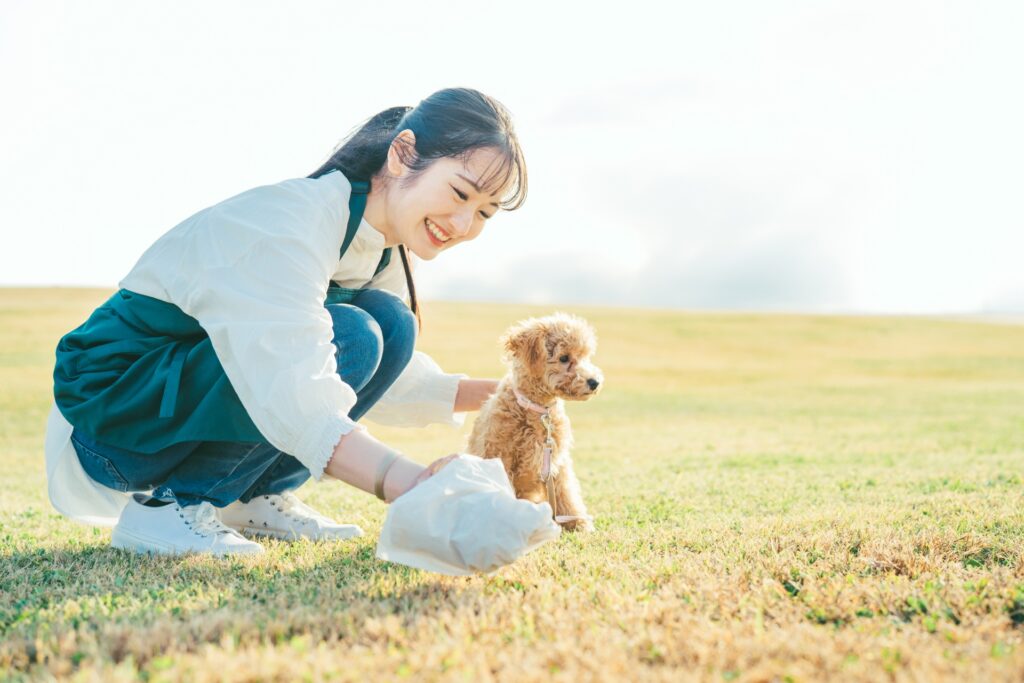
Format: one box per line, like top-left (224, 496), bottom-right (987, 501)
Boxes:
top-left (502, 319), bottom-right (548, 371)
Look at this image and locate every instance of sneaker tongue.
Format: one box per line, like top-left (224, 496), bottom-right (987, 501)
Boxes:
top-left (186, 502), bottom-right (229, 535)
top-left (280, 493), bottom-right (329, 523)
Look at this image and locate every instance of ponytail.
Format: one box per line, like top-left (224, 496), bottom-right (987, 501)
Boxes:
top-left (397, 244), bottom-right (419, 331)
top-left (308, 106), bottom-right (412, 181)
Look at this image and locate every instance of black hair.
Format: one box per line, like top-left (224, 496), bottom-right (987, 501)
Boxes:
top-left (309, 87), bottom-right (528, 328)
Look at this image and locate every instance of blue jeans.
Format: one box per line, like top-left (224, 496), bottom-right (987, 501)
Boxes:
top-left (70, 288), bottom-right (416, 507)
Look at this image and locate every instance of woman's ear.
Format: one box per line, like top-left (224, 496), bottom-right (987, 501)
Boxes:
top-left (387, 129), bottom-right (417, 177)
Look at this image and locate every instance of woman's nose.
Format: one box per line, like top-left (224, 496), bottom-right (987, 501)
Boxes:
top-left (450, 210), bottom-right (473, 236)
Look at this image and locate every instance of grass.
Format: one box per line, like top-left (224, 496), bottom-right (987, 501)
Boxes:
top-left (1, 287), bottom-right (1023, 681)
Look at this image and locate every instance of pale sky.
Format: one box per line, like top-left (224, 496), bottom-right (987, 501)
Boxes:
top-left (2, 1), bottom-right (1022, 313)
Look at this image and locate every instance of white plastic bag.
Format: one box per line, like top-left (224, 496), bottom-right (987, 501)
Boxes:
top-left (376, 454), bottom-right (562, 575)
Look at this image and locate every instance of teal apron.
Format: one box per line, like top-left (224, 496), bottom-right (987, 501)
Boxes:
top-left (54, 176), bottom-right (391, 453)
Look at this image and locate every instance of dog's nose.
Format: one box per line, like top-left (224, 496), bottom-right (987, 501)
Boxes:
top-left (587, 378), bottom-right (600, 390)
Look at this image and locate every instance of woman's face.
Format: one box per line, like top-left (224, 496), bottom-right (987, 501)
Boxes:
top-left (382, 132), bottom-right (506, 261)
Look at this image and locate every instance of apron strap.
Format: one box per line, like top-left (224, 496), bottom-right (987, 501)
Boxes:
top-left (340, 179), bottom-right (370, 260)
top-left (158, 343), bottom-right (191, 419)
top-left (373, 247), bottom-right (392, 276)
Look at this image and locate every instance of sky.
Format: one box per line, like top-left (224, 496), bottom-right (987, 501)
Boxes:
top-left (2, 1), bottom-right (1022, 314)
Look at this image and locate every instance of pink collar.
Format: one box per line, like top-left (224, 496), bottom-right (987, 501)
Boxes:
top-left (513, 387), bottom-right (552, 415)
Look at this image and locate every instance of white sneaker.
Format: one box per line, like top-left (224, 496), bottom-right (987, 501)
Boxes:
top-left (111, 493), bottom-right (264, 556)
top-left (219, 492), bottom-right (364, 541)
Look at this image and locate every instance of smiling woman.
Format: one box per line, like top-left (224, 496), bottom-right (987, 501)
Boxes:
top-left (310, 91), bottom-right (527, 328)
top-left (46, 87), bottom-right (531, 562)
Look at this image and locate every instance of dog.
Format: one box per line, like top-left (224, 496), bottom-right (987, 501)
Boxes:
top-left (467, 312), bottom-right (603, 532)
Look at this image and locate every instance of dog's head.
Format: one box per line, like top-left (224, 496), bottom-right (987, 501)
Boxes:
top-left (501, 312), bottom-right (603, 400)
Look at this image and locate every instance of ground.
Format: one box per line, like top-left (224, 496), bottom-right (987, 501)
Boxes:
top-left (1, 288), bottom-right (1023, 682)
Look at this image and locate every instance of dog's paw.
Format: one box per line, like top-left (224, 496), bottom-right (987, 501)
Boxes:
top-left (561, 517), bottom-right (595, 533)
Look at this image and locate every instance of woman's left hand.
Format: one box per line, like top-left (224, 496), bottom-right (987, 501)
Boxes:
top-left (454, 378), bottom-right (500, 412)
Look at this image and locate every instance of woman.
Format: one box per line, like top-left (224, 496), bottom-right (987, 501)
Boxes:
top-left (45, 87), bottom-right (527, 556)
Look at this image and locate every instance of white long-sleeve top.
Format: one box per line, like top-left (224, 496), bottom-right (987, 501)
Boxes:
top-left (45, 170), bottom-right (466, 526)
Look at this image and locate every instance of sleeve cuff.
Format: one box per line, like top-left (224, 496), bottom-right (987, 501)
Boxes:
top-left (295, 412), bottom-right (360, 480)
top-left (427, 372), bottom-right (469, 427)
top-left (362, 352), bottom-right (469, 428)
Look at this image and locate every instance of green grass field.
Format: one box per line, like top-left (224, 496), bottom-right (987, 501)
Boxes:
top-left (1, 287), bottom-right (1023, 681)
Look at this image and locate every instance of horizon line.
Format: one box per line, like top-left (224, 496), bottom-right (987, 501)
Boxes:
top-left (0, 284), bottom-right (1021, 321)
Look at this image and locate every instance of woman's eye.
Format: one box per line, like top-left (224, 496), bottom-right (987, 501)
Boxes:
top-left (559, 355), bottom-right (570, 363)
top-left (453, 185), bottom-right (491, 219)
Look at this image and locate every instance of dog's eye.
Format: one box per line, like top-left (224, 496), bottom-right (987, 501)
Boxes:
top-left (559, 354), bottom-right (570, 363)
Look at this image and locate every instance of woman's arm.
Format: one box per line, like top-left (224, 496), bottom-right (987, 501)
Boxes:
top-left (365, 253), bottom-right (497, 421)
top-left (178, 181), bottom-right (364, 480)
top-left (327, 378), bottom-right (497, 500)
top-left (454, 378), bottom-right (500, 412)
top-left (325, 428), bottom-right (457, 503)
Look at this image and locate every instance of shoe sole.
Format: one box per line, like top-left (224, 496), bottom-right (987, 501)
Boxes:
top-left (232, 525), bottom-right (364, 541)
top-left (111, 527), bottom-right (264, 556)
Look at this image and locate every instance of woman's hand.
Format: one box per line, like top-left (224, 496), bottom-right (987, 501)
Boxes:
top-left (327, 429), bottom-right (461, 502)
top-left (406, 453), bottom-right (460, 491)
top-left (454, 378), bottom-right (500, 412)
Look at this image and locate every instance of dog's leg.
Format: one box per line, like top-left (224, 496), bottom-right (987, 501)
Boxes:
top-left (552, 459), bottom-right (593, 532)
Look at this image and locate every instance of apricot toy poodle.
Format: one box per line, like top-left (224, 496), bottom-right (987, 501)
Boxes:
top-left (467, 312), bottom-right (603, 532)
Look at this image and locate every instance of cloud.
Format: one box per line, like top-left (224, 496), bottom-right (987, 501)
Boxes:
top-left (981, 288), bottom-right (1024, 314)
top-left (424, 228), bottom-right (847, 312)
top-left (635, 230), bottom-right (848, 310)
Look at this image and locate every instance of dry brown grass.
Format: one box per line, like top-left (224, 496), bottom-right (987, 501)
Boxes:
top-left (1, 288), bottom-right (1023, 681)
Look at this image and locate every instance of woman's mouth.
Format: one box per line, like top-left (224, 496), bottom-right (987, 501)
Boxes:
top-left (424, 218), bottom-right (452, 247)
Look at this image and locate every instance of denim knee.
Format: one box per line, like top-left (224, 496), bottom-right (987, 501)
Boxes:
top-left (351, 289), bottom-right (416, 365)
top-left (326, 303), bottom-right (383, 392)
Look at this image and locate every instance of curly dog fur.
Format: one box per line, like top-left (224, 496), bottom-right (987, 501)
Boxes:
top-left (467, 312), bottom-right (603, 532)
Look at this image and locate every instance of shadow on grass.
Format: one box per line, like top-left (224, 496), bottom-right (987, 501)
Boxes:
top-left (0, 540), bottom-right (493, 673)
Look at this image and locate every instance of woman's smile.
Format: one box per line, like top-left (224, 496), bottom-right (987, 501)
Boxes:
top-left (424, 218), bottom-right (452, 246)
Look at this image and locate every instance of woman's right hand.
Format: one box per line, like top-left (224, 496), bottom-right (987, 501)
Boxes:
top-left (326, 428), bottom-right (462, 502)
top-left (406, 453), bottom-right (461, 492)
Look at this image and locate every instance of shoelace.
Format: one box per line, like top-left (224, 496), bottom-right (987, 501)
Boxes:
top-left (266, 493), bottom-right (332, 526)
top-left (181, 502), bottom-right (241, 537)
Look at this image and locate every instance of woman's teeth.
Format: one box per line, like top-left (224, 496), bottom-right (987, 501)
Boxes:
top-left (425, 218), bottom-right (451, 243)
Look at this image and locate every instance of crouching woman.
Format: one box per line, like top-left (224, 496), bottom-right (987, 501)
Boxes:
top-left (45, 87), bottom-right (525, 556)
